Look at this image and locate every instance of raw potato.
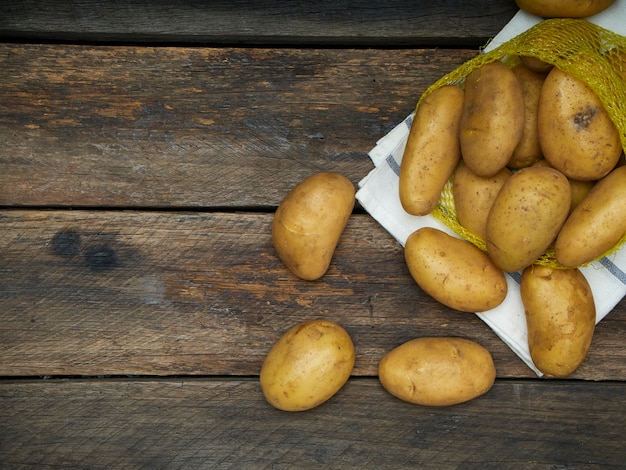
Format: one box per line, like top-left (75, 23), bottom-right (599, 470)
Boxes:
top-left (521, 265), bottom-right (596, 377)
top-left (404, 227), bottom-right (507, 312)
top-left (459, 61), bottom-right (525, 177)
top-left (555, 165), bottom-right (626, 267)
top-left (453, 161), bottom-right (511, 240)
top-left (520, 55), bottom-right (553, 74)
top-left (378, 337), bottom-right (496, 406)
top-left (508, 63), bottom-right (546, 170)
top-left (530, 158), bottom-right (551, 168)
top-left (515, 0), bottom-right (616, 18)
top-left (399, 85), bottom-right (464, 216)
top-left (531, 159), bottom-right (596, 214)
top-left (260, 319), bottom-right (355, 411)
top-left (486, 166), bottom-right (571, 272)
top-left (568, 178), bottom-right (596, 214)
top-left (272, 172), bottom-right (355, 280)
top-left (538, 67), bottom-right (622, 181)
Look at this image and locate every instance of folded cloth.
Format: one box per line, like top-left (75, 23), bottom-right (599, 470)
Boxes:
top-left (356, 4), bottom-right (626, 375)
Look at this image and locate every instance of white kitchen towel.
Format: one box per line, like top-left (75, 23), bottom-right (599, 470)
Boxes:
top-left (356, 4), bottom-right (626, 375)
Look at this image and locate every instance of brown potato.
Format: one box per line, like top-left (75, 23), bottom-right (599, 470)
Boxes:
top-left (508, 63), bottom-right (546, 169)
top-left (538, 67), bottom-right (622, 181)
top-left (555, 165), bottom-right (626, 267)
top-left (531, 160), bottom-right (596, 214)
top-left (460, 61), bottom-right (525, 177)
top-left (515, 0), bottom-right (616, 18)
top-left (272, 172), bottom-right (354, 280)
top-left (530, 158), bottom-right (551, 168)
top-left (520, 55), bottom-right (553, 74)
top-left (378, 337), bottom-right (496, 406)
top-left (404, 227), bottom-right (507, 312)
top-left (521, 265), bottom-right (596, 378)
top-left (399, 85), bottom-right (464, 216)
top-left (260, 319), bottom-right (355, 411)
top-left (568, 178), bottom-right (596, 214)
top-left (486, 166), bottom-right (571, 272)
top-left (453, 161), bottom-right (511, 240)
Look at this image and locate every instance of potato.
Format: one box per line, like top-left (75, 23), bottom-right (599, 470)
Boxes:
top-left (399, 85), bottom-right (464, 216)
top-left (538, 67), bottom-right (622, 181)
top-left (404, 227), bottom-right (507, 312)
top-left (453, 161), bottom-right (511, 241)
top-left (531, 159), bottom-right (596, 214)
top-left (521, 265), bottom-right (596, 377)
top-left (378, 337), bottom-right (496, 406)
top-left (515, 0), bottom-right (616, 18)
top-left (486, 166), bottom-right (571, 272)
top-left (272, 172), bottom-right (354, 280)
top-left (568, 178), bottom-right (596, 214)
top-left (555, 165), bottom-right (626, 267)
top-left (508, 63), bottom-right (546, 170)
top-left (530, 158), bottom-right (551, 168)
top-left (459, 61), bottom-right (525, 177)
top-left (520, 55), bottom-right (553, 74)
top-left (260, 319), bottom-right (355, 411)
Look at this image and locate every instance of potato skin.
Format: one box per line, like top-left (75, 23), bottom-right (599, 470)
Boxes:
top-left (538, 67), bottom-right (622, 181)
top-left (486, 166), bottom-right (571, 272)
top-left (568, 178), bottom-right (596, 215)
top-left (399, 85), bottom-right (464, 216)
top-left (520, 55), bottom-right (553, 74)
top-left (531, 159), bottom-right (596, 214)
top-left (272, 172), bottom-right (354, 280)
top-left (555, 165), bottom-right (626, 267)
top-left (508, 64), bottom-right (546, 170)
top-left (453, 161), bottom-right (511, 240)
top-left (460, 61), bottom-right (525, 177)
top-left (260, 319), bottom-right (355, 411)
top-left (521, 265), bottom-right (596, 378)
top-left (404, 227), bottom-right (507, 312)
top-left (378, 337), bottom-right (496, 406)
top-left (515, 0), bottom-right (616, 18)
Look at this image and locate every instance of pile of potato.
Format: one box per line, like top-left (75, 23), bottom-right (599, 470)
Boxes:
top-left (400, 59), bottom-right (625, 273)
top-left (399, 52), bottom-right (626, 379)
top-left (263, 1), bottom-right (626, 411)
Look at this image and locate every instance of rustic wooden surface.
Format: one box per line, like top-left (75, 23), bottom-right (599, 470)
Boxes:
top-left (0, 0), bottom-right (518, 46)
top-left (2, 379), bottom-right (626, 468)
top-left (1, 1), bottom-right (626, 468)
top-left (0, 44), bottom-right (475, 208)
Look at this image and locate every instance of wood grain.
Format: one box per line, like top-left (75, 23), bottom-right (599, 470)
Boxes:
top-left (0, 43), bottom-right (475, 208)
top-left (2, 2), bottom-right (626, 465)
top-left (0, 0), bottom-right (519, 47)
top-left (1, 210), bottom-right (625, 380)
top-left (2, 378), bottom-right (625, 468)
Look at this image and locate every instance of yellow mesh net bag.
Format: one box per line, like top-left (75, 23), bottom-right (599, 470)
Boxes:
top-left (418, 18), bottom-right (626, 269)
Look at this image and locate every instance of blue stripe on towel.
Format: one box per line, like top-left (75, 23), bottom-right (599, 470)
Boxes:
top-left (599, 257), bottom-right (626, 285)
top-left (508, 271), bottom-right (522, 285)
top-left (386, 154), bottom-right (401, 177)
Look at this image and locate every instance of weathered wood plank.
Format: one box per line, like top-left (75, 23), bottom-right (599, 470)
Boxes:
top-left (1, 378), bottom-right (625, 468)
top-left (0, 0), bottom-right (519, 47)
top-left (0, 43), bottom-right (476, 209)
top-left (1, 210), bottom-right (625, 380)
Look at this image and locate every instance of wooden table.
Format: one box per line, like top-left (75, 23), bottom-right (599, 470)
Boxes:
top-left (1, 1), bottom-right (625, 467)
